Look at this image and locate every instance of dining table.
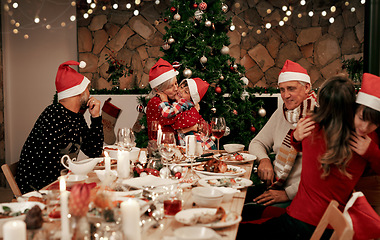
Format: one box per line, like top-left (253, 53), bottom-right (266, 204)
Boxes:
top-left (39, 150), bottom-right (255, 240)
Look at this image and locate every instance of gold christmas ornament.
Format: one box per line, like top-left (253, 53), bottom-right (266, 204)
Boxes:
top-left (205, 20), bottom-right (212, 27)
top-left (258, 107), bottom-right (267, 117)
top-left (183, 68), bottom-right (192, 78)
top-left (200, 56), bottom-right (208, 64)
top-left (162, 43), bottom-right (170, 50)
top-left (194, 10), bottom-right (203, 20)
top-left (174, 13), bottom-right (181, 21)
top-left (222, 3), bottom-right (228, 13)
top-left (168, 37), bottom-right (175, 44)
top-left (220, 45), bottom-right (229, 55)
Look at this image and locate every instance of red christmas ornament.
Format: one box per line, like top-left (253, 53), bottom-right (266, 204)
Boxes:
top-left (229, 66), bottom-right (235, 71)
top-left (164, 18), bottom-right (168, 22)
top-left (233, 109), bottom-right (238, 115)
top-left (170, 7), bottom-right (176, 12)
top-left (172, 61), bottom-right (180, 69)
top-left (250, 126), bottom-right (256, 132)
top-left (193, 3), bottom-right (198, 8)
top-left (199, 1), bottom-right (207, 10)
top-left (215, 86), bottom-right (222, 94)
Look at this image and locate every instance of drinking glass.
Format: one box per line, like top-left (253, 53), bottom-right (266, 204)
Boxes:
top-left (182, 135), bottom-right (201, 182)
top-left (151, 120), bottom-right (159, 140)
top-left (158, 132), bottom-right (176, 179)
top-left (117, 128), bottom-right (135, 151)
top-left (198, 119), bottom-right (210, 150)
top-left (211, 117), bottom-right (226, 152)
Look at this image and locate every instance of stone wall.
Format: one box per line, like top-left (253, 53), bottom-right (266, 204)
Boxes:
top-left (77, 0), bottom-right (364, 90)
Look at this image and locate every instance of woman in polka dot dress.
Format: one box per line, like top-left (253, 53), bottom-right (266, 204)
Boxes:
top-left (16, 61), bottom-right (104, 194)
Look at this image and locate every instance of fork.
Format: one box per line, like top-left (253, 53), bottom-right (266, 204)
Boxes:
top-left (29, 185), bottom-right (47, 196)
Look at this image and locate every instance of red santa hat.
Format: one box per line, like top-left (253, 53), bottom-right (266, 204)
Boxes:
top-left (185, 78), bottom-right (209, 105)
top-left (278, 60), bottom-right (310, 84)
top-left (55, 60), bottom-right (90, 101)
top-left (149, 58), bottom-right (179, 89)
top-left (343, 191), bottom-right (380, 240)
top-left (356, 73), bottom-right (380, 112)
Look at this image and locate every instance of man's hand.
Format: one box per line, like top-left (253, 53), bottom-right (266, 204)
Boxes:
top-left (349, 132), bottom-right (371, 156)
top-left (87, 97), bottom-right (101, 118)
top-left (293, 118), bottom-right (315, 141)
top-left (254, 190), bottom-right (289, 206)
top-left (257, 158), bottom-right (274, 186)
top-left (177, 124), bottom-right (198, 134)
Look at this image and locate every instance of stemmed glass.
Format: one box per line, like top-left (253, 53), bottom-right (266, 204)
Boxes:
top-left (117, 128), bottom-right (135, 151)
top-left (158, 132), bottom-right (176, 179)
top-left (211, 117), bottom-right (226, 152)
top-left (182, 135), bottom-right (201, 182)
top-left (197, 119), bottom-right (210, 150)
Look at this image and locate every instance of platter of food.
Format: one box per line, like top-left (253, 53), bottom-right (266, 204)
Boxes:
top-left (175, 207), bottom-right (241, 229)
top-left (194, 160), bottom-right (246, 177)
top-left (214, 153), bottom-right (257, 164)
top-left (198, 177), bottom-right (253, 189)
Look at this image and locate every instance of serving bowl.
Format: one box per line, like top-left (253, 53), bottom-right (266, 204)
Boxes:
top-left (65, 174), bottom-right (88, 187)
top-left (174, 226), bottom-right (219, 240)
top-left (191, 187), bottom-right (223, 208)
top-left (103, 145), bottom-right (140, 163)
top-left (223, 144), bottom-right (244, 153)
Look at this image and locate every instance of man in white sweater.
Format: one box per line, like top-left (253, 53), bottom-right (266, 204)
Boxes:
top-left (247, 60), bottom-right (317, 207)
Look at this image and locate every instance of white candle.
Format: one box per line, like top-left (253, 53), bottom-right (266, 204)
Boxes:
top-left (104, 151), bottom-right (111, 172)
top-left (117, 150), bottom-right (130, 179)
top-left (186, 135), bottom-right (196, 156)
top-left (157, 125), bottom-right (162, 145)
top-left (3, 220), bottom-right (26, 240)
top-left (121, 199), bottom-right (141, 240)
top-left (60, 176), bottom-right (70, 240)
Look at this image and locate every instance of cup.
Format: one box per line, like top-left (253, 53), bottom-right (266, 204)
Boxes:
top-left (46, 190), bottom-right (61, 220)
top-left (163, 184), bottom-right (183, 216)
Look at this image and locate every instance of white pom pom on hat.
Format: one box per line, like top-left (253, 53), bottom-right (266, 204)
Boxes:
top-left (79, 61), bottom-right (86, 69)
top-left (55, 60), bottom-right (90, 101)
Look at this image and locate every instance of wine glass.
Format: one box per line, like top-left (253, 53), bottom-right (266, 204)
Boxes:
top-left (182, 135), bottom-right (201, 182)
top-left (197, 119), bottom-right (210, 150)
top-left (117, 128), bottom-right (135, 151)
top-left (158, 132), bottom-right (176, 179)
top-left (211, 117), bottom-right (226, 152)
top-left (151, 120), bottom-right (159, 140)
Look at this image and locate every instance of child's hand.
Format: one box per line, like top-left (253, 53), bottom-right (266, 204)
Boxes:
top-left (157, 92), bottom-right (168, 102)
top-left (293, 118), bottom-right (315, 141)
top-left (194, 104), bottom-right (200, 111)
top-left (349, 132), bottom-right (371, 156)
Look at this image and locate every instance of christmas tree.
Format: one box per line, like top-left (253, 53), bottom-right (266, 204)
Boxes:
top-left (136, 0), bottom-right (267, 148)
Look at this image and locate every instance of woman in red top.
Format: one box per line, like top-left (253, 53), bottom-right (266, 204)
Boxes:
top-left (237, 75), bottom-right (380, 240)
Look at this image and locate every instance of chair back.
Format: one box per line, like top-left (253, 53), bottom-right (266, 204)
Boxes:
top-left (310, 200), bottom-right (354, 240)
top-left (1, 163), bottom-right (21, 197)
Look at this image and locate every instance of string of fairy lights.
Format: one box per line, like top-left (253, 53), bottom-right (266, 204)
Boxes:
top-left (3, 0), bottom-right (366, 40)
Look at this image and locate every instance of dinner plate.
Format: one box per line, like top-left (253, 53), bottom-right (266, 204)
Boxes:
top-left (194, 165), bottom-right (246, 177)
top-left (198, 177), bottom-right (253, 189)
top-left (94, 160), bottom-right (117, 170)
top-left (169, 161), bottom-right (204, 167)
top-left (0, 202), bottom-right (46, 214)
top-left (18, 190), bottom-right (49, 202)
top-left (121, 175), bottom-right (179, 189)
top-left (214, 153), bottom-right (257, 164)
top-left (175, 208), bottom-right (241, 229)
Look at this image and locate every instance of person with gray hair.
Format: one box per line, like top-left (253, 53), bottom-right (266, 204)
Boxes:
top-left (243, 60), bottom-right (317, 219)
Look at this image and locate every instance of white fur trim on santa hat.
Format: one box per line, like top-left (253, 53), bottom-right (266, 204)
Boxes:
top-left (58, 76), bottom-right (90, 101)
top-left (278, 72), bottom-right (311, 84)
top-left (149, 69), bottom-right (178, 89)
top-left (356, 91), bottom-right (380, 112)
top-left (186, 78), bottom-right (200, 104)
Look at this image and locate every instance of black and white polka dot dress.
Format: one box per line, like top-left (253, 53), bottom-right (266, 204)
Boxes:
top-left (16, 103), bottom-right (104, 194)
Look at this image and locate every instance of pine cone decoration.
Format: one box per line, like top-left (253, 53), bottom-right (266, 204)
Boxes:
top-left (69, 183), bottom-right (91, 217)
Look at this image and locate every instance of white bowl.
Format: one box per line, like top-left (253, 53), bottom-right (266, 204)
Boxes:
top-left (223, 144), bottom-right (244, 153)
top-left (66, 174), bottom-right (88, 187)
top-left (216, 187), bottom-right (240, 202)
top-left (174, 226), bottom-right (218, 240)
top-left (191, 187), bottom-right (223, 208)
top-left (94, 170), bottom-right (117, 183)
top-left (104, 146), bottom-right (140, 163)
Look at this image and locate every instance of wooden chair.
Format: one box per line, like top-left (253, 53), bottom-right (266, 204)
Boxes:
top-left (1, 163), bottom-right (21, 197)
top-left (310, 200), bottom-right (354, 240)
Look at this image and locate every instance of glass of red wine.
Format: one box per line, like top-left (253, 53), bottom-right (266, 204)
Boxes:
top-left (211, 117), bottom-right (226, 152)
